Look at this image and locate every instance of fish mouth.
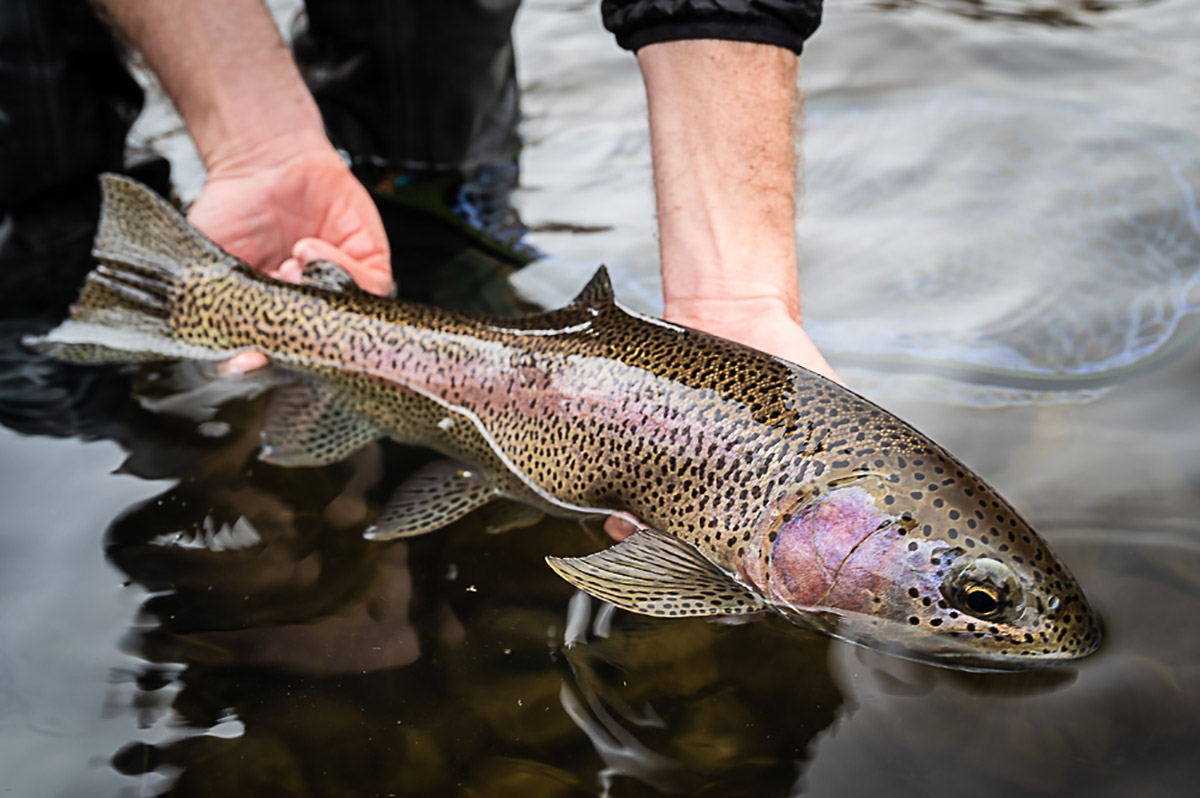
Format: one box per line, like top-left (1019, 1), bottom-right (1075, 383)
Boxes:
top-left (849, 637), bottom-right (1098, 674)
top-left (901, 623), bottom-right (1103, 672)
top-left (794, 609), bottom-right (1103, 673)
top-left (921, 648), bottom-right (1090, 673)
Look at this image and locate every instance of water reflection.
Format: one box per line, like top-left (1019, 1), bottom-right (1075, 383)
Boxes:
top-left (87, 376), bottom-right (843, 796)
top-left (515, 1), bottom-right (1200, 408)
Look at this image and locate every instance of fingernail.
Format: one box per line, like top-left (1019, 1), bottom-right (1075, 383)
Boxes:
top-left (276, 258), bottom-right (303, 285)
top-left (293, 242), bottom-right (320, 264)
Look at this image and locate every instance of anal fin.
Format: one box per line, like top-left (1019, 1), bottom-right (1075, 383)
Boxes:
top-left (546, 529), bottom-right (767, 617)
top-left (364, 458), bottom-right (500, 540)
top-left (259, 380), bottom-right (382, 467)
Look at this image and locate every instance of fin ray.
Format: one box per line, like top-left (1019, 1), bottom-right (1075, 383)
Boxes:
top-left (570, 266), bottom-right (615, 308)
top-left (25, 320), bottom-right (234, 363)
top-left (259, 380), bottom-right (383, 467)
top-left (364, 459), bottom-right (499, 539)
top-left (31, 175), bottom-right (245, 364)
top-left (92, 173), bottom-right (236, 279)
top-left (546, 529), bottom-right (767, 617)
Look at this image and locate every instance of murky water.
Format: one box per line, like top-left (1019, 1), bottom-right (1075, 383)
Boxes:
top-left (2, 1), bottom-right (1199, 796)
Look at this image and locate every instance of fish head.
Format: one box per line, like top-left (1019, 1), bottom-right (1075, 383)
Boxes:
top-left (741, 466), bottom-right (1101, 672)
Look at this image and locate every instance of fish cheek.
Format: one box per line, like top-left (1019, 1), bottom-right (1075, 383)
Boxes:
top-left (756, 486), bottom-right (900, 613)
top-left (820, 532), bottom-right (917, 618)
top-left (761, 515), bottom-right (829, 609)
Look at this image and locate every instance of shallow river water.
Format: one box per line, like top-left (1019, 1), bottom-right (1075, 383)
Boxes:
top-left (2, 1), bottom-right (1199, 796)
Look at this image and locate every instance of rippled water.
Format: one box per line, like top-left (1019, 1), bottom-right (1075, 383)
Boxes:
top-left (2, 1), bottom-right (1199, 796)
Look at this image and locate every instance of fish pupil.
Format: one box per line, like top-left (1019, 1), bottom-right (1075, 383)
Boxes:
top-left (965, 586), bottom-right (1000, 616)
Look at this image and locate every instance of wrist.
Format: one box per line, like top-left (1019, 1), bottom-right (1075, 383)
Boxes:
top-left (665, 295), bottom-right (840, 383)
top-left (639, 39), bottom-right (805, 333)
top-left (665, 293), bottom-right (803, 330)
top-left (203, 127), bottom-right (341, 178)
top-left (97, 0), bottom-right (329, 175)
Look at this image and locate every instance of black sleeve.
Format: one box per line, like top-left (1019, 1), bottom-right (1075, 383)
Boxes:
top-left (601, 0), bottom-right (823, 54)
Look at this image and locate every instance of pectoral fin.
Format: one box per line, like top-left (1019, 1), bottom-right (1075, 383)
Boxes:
top-left (364, 459), bottom-right (499, 540)
top-left (546, 529), bottom-right (768, 617)
top-left (259, 380), bottom-right (382, 466)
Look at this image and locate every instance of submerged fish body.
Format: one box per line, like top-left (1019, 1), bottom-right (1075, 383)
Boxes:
top-left (32, 175), bottom-right (1101, 671)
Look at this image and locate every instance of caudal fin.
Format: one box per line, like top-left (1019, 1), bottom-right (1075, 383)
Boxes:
top-left (26, 174), bottom-right (244, 363)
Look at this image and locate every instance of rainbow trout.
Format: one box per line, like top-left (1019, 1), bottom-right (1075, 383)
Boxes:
top-left (32, 175), bottom-right (1100, 671)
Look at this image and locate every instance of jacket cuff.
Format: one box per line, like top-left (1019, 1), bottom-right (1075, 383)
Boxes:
top-left (617, 19), bottom-right (807, 54)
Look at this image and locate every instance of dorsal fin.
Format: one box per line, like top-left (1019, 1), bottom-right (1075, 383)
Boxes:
top-left (570, 266), bottom-right (615, 308)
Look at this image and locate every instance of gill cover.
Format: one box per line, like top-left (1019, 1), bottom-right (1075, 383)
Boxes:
top-left (744, 484), bottom-right (906, 615)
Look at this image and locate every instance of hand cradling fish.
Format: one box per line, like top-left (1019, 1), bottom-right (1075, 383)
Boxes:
top-left (28, 174), bottom-right (1102, 672)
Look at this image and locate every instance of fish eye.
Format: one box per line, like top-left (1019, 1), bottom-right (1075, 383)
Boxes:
top-left (945, 557), bottom-right (1022, 621)
top-left (962, 584), bottom-right (1003, 617)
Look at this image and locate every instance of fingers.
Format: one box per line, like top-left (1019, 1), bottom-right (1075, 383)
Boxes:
top-left (273, 257), bottom-right (305, 285)
top-left (293, 238), bottom-right (394, 297)
top-left (264, 238), bottom-right (394, 298)
top-left (603, 514), bottom-right (640, 541)
top-left (219, 350), bottom-right (269, 376)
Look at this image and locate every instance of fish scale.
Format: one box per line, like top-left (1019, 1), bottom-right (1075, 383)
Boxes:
top-left (28, 174), bottom-right (1101, 671)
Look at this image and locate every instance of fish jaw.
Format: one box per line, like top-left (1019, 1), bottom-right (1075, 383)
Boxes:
top-left (741, 481), bottom-right (1102, 672)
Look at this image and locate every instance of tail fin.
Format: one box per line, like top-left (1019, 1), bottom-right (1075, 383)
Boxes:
top-left (26, 174), bottom-right (243, 363)
top-left (92, 173), bottom-right (234, 278)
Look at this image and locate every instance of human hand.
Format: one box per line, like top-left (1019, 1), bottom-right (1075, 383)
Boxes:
top-left (187, 134), bottom-right (393, 373)
top-left (93, 0), bottom-right (391, 372)
top-left (188, 136), bottom-right (391, 293)
top-left (664, 296), bottom-right (841, 384)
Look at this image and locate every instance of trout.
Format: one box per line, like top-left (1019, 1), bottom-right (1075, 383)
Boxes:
top-left (31, 175), bottom-right (1101, 671)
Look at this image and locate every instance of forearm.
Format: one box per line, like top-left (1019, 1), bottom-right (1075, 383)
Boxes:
top-left (638, 39), bottom-right (802, 324)
top-left (96, 0), bottom-right (328, 169)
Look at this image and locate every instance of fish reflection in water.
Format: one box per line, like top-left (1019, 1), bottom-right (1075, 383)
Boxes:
top-left (93, 385), bottom-right (841, 796)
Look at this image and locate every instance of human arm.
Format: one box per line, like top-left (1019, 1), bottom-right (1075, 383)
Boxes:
top-left (94, 0), bottom-right (391, 297)
top-left (637, 39), bottom-right (837, 382)
top-left (600, 0), bottom-right (836, 381)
